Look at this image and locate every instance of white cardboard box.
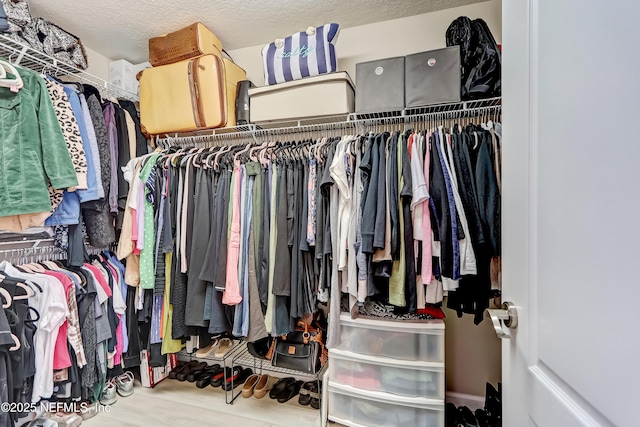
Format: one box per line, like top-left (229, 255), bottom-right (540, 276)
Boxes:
top-left (248, 72), bottom-right (354, 123)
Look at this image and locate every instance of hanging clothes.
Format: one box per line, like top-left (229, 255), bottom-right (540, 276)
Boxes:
top-left (116, 113), bottom-right (502, 350)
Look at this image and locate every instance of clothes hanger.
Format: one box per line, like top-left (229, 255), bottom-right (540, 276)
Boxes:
top-left (8, 332), bottom-right (20, 351)
top-left (0, 59), bottom-right (23, 91)
top-left (0, 287), bottom-right (11, 308)
top-left (233, 142), bottom-right (253, 163)
top-left (249, 139), bottom-right (268, 163)
top-left (3, 271), bottom-right (36, 300)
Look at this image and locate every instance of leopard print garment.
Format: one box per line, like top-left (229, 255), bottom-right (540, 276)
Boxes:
top-left (45, 79), bottom-right (88, 190)
top-left (48, 185), bottom-right (64, 212)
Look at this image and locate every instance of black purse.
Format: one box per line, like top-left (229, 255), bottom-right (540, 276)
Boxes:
top-left (247, 336), bottom-right (271, 360)
top-left (269, 321), bottom-right (326, 374)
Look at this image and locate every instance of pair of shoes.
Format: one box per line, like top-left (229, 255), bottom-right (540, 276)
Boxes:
top-left (177, 361), bottom-right (208, 381)
top-left (241, 374), bottom-right (261, 398)
top-left (210, 367), bottom-right (231, 388)
top-left (168, 360), bottom-right (186, 379)
top-left (214, 338), bottom-right (233, 357)
top-left (114, 371), bottom-right (135, 397)
top-left (222, 367), bottom-right (253, 391)
top-left (269, 377), bottom-right (303, 403)
top-left (187, 363), bottom-right (220, 382)
top-left (241, 374), bottom-right (278, 398)
top-left (194, 337), bottom-right (221, 358)
top-left (99, 379), bottom-right (118, 405)
top-left (299, 380), bottom-right (321, 409)
top-left (196, 337), bottom-right (233, 358)
top-left (192, 364), bottom-right (222, 387)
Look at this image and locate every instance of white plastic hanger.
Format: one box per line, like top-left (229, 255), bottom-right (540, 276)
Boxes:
top-left (0, 59), bottom-right (23, 92)
top-left (0, 288), bottom-right (11, 308)
top-left (9, 334), bottom-right (20, 351)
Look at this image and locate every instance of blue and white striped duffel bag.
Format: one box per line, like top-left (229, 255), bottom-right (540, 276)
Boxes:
top-left (261, 23), bottom-right (340, 86)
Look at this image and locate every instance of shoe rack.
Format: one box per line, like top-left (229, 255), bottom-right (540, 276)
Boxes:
top-left (227, 345), bottom-right (326, 405)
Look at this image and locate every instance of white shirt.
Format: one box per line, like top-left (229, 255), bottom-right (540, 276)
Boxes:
top-left (329, 136), bottom-right (354, 270)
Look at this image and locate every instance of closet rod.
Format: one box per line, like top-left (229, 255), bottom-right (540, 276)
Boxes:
top-left (0, 242), bottom-right (113, 259)
top-left (159, 100), bottom-right (501, 148)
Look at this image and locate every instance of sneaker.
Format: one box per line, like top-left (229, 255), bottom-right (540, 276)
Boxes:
top-left (114, 371), bottom-right (135, 397)
top-left (99, 379), bottom-right (118, 405)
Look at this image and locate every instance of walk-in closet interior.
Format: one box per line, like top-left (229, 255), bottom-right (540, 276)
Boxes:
top-left (0, 0), bottom-right (633, 426)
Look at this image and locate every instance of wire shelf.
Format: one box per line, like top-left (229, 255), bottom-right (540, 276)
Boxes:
top-left (232, 344), bottom-right (321, 378)
top-left (0, 33), bottom-right (138, 101)
top-left (175, 339), bottom-right (245, 363)
top-left (223, 343), bottom-right (324, 405)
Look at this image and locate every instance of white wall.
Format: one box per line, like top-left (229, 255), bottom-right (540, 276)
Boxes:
top-left (228, 0), bottom-right (501, 86)
top-left (84, 46), bottom-right (112, 80)
top-left (444, 304), bottom-right (502, 397)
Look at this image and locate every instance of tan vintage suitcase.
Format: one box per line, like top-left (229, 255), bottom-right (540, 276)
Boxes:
top-left (149, 22), bottom-right (223, 67)
top-left (139, 54), bottom-right (246, 135)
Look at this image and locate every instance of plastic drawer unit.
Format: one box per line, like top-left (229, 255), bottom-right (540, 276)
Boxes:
top-left (328, 383), bottom-right (444, 427)
top-left (329, 348), bottom-right (444, 399)
top-left (336, 314), bottom-right (445, 363)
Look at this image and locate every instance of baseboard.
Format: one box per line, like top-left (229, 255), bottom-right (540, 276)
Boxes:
top-left (446, 392), bottom-right (485, 411)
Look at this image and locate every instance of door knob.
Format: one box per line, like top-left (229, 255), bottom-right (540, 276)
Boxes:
top-left (485, 302), bottom-right (518, 339)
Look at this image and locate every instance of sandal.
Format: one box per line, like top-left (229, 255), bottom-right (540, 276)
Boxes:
top-left (298, 381), bottom-right (317, 406)
top-left (276, 380), bottom-right (303, 403)
top-left (310, 380), bottom-right (322, 410)
top-left (187, 363), bottom-right (220, 382)
top-left (195, 365), bottom-right (223, 388)
top-left (168, 360), bottom-right (187, 379)
top-left (269, 377), bottom-right (296, 399)
top-left (210, 367), bottom-right (232, 388)
top-left (195, 338), bottom-right (221, 358)
top-left (214, 338), bottom-right (233, 358)
top-left (176, 361), bottom-right (207, 381)
top-left (223, 367), bottom-right (253, 391)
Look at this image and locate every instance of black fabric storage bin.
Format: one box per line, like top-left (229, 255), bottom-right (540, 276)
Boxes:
top-left (355, 56), bottom-right (405, 113)
top-left (405, 46), bottom-right (461, 107)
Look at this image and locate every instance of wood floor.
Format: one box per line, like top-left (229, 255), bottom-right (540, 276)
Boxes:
top-left (83, 378), bottom-right (323, 427)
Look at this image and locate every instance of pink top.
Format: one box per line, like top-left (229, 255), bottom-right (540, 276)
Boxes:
top-left (83, 263), bottom-right (112, 298)
top-left (222, 164), bottom-right (243, 305)
top-left (43, 271), bottom-right (72, 370)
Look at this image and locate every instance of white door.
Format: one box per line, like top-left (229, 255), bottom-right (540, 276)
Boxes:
top-left (501, 1), bottom-right (640, 426)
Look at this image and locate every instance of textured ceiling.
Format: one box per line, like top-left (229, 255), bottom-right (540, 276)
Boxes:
top-left (29, 0), bottom-right (485, 63)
